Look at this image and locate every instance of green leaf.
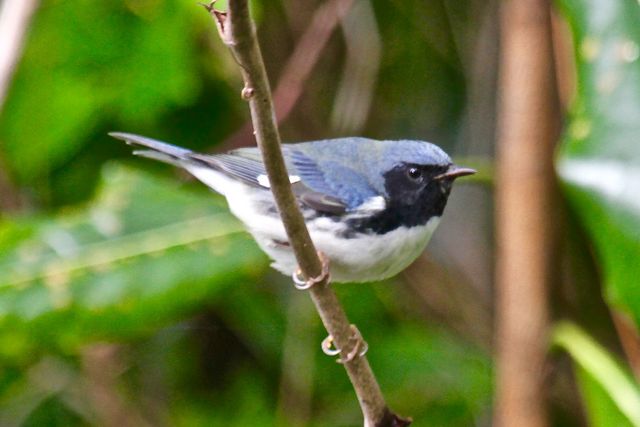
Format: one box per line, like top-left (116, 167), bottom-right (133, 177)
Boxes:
top-left (0, 0), bottom-right (205, 182)
top-left (556, 0), bottom-right (640, 325)
top-left (0, 164), bottom-right (268, 355)
top-left (575, 366), bottom-right (634, 427)
top-left (553, 322), bottom-right (640, 426)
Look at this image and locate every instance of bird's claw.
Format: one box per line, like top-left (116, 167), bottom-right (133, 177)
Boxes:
top-left (321, 324), bottom-right (368, 364)
top-left (291, 251), bottom-right (331, 290)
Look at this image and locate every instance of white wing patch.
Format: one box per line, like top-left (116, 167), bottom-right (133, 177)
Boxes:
top-left (257, 174), bottom-right (301, 188)
top-left (355, 196), bottom-right (386, 212)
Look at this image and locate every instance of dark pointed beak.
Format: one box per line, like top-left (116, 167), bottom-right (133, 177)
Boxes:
top-left (434, 165), bottom-right (476, 181)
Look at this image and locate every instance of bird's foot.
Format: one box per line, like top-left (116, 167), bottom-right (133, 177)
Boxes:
top-left (291, 251), bottom-right (331, 290)
top-left (321, 324), bottom-right (369, 364)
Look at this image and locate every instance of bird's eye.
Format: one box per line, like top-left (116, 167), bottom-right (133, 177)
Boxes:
top-left (407, 167), bottom-right (423, 181)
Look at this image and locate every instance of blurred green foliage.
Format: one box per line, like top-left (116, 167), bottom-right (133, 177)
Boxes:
top-left (0, 0), bottom-right (243, 207)
top-left (1, 1), bottom-right (205, 177)
top-left (553, 323), bottom-right (640, 427)
top-left (557, 0), bottom-right (640, 328)
top-left (556, 0), bottom-right (640, 424)
top-left (0, 165), bottom-right (267, 355)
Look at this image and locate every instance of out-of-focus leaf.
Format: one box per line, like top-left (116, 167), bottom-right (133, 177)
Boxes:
top-left (171, 368), bottom-right (275, 427)
top-left (214, 281), bottom-right (288, 366)
top-left (575, 367), bottom-right (634, 427)
top-left (556, 0), bottom-right (640, 325)
top-left (0, 0), bottom-right (206, 182)
top-left (0, 164), bottom-right (268, 355)
top-left (553, 322), bottom-right (640, 426)
top-left (0, 357), bottom-right (85, 427)
top-left (373, 325), bottom-right (491, 425)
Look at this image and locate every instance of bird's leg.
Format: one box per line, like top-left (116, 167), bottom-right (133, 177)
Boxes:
top-left (292, 253), bottom-right (369, 362)
top-left (321, 324), bottom-right (369, 364)
top-left (292, 254), bottom-right (369, 363)
top-left (291, 251), bottom-right (331, 290)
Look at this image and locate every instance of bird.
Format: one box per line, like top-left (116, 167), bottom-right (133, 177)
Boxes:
top-left (110, 133), bottom-right (475, 283)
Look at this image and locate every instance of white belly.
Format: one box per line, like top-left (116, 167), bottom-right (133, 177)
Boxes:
top-left (308, 217), bottom-right (439, 282)
top-left (235, 193), bottom-right (440, 283)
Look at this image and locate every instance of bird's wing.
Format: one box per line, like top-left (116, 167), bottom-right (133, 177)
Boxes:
top-left (222, 147), bottom-right (349, 214)
top-left (195, 146), bottom-right (381, 215)
top-left (286, 147), bottom-right (381, 212)
top-left (110, 133), bottom-right (350, 215)
top-left (284, 147), bottom-right (378, 213)
top-left (188, 152), bottom-right (267, 187)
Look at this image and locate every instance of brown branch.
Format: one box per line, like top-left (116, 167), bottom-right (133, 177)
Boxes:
top-left (494, 0), bottom-right (561, 426)
top-left (0, 153), bottom-right (23, 213)
top-left (611, 310), bottom-right (640, 381)
top-left (330, 0), bottom-right (380, 134)
top-left (203, 1), bottom-right (409, 425)
top-left (81, 344), bottom-right (153, 427)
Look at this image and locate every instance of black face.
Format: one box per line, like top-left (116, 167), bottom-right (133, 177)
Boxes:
top-left (350, 163), bottom-right (453, 235)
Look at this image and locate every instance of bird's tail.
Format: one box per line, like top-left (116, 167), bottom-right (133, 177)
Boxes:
top-left (109, 132), bottom-right (194, 168)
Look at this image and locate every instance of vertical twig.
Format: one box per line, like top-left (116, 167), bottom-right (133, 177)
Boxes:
top-left (203, 1), bottom-right (409, 426)
top-left (81, 345), bottom-right (153, 427)
top-left (0, 155), bottom-right (23, 213)
top-left (330, 0), bottom-right (380, 133)
top-left (494, 0), bottom-right (560, 426)
top-left (611, 311), bottom-right (640, 382)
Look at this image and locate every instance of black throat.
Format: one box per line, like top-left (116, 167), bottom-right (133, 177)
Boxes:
top-left (348, 164), bottom-right (452, 235)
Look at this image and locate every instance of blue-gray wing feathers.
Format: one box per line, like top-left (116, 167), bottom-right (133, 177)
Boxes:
top-left (110, 132), bottom-right (352, 214)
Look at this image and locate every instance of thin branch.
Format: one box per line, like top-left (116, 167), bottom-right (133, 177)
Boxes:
top-left (203, 1), bottom-right (409, 425)
top-left (81, 344), bottom-right (153, 427)
top-left (330, 0), bottom-right (380, 134)
top-left (0, 153), bottom-right (23, 213)
top-left (611, 310), bottom-right (640, 382)
top-left (494, 0), bottom-right (561, 426)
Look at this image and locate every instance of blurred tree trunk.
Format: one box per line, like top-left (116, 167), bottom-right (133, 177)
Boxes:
top-left (494, 0), bottom-right (561, 426)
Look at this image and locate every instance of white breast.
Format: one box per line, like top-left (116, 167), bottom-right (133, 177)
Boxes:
top-left (241, 200), bottom-right (440, 283)
top-left (305, 217), bottom-right (440, 282)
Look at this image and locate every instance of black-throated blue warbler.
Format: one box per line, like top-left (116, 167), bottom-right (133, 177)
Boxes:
top-left (111, 133), bottom-right (475, 283)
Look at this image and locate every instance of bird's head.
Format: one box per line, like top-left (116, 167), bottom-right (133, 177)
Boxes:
top-left (354, 141), bottom-right (475, 233)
